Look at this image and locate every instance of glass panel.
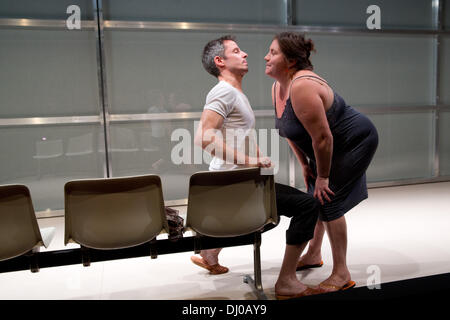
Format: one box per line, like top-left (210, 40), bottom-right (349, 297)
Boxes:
top-left (294, 0), bottom-right (436, 29)
top-left (294, 112), bottom-right (435, 187)
top-left (441, 36), bottom-right (450, 105)
top-left (0, 0), bottom-right (94, 20)
top-left (105, 30), bottom-right (275, 114)
top-left (307, 34), bottom-right (435, 107)
top-left (0, 124), bottom-right (105, 212)
top-left (109, 116), bottom-right (289, 200)
top-left (294, 157), bottom-right (306, 190)
top-left (109, 120), bottom-right (209, 200)
top-left (256, 117), bottom-right (290, 186)
top-left (367, 112), bottom-right (435, 181)
top-left (103, 0), bottom-right (287, 24)
top-left (439, 111), bottom-right (450, 176)
top-left (445, 1), bottom-right (450, 30)
top-left (0, 29), bottom-right (100, 117)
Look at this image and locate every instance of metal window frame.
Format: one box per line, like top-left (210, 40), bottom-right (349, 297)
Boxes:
top-left (93, 0), bottom-right (112, 178)
top-left (0, 0), bottom-right (449, 217)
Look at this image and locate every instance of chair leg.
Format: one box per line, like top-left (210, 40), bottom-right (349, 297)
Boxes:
top-left (243, 232), bottom-right (267, 300)
top-left (81, 246), bottom-right (91, 267)
top-left (193, 234), bottom-right (201, 254)
top-left (150, 238), bottom-right (158, 259)
top-left (26, 249), bottom-right (39, 273)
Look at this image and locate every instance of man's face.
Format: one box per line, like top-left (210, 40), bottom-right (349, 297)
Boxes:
top-left (220, 40), bottom-right (248, 76)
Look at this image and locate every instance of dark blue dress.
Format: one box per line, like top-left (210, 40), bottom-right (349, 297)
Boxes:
top-left (275, 76), bottom-right (378, 221)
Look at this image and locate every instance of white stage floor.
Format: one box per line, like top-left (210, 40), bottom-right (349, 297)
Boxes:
top-left (1, 181), bottom-right (449, 300)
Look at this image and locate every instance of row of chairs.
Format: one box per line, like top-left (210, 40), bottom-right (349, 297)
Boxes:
top-left (0, 168), bottom-right (278, 299)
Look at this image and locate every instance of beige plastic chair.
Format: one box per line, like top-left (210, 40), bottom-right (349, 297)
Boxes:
top-left (64, 175), bottom-right (169, 253)
top-left (0, 185), bottom-right (55, 272)
top-left (185, 167), bottom-right (278, 299)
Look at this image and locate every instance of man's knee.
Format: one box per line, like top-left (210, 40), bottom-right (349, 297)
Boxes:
top-left (304, 195), bottom-right (320, 222)
top-left (301, 194), bottom-right (320, 214)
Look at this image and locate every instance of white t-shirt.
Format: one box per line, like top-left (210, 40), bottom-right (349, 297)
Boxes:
top-left (203, 80), bottom-right (257, 171)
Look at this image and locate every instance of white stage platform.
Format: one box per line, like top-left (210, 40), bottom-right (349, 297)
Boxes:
top-left (1, 182), bottom-right (449, 300)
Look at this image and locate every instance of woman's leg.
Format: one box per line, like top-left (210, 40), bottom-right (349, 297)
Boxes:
top-left (320, 215), bottom-right (351, 290)
top-left (298, 219), bottom-right (325, 265)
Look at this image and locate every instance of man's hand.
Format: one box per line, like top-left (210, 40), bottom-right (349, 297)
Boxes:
top-left (247, 156), bottom-right (272, 168)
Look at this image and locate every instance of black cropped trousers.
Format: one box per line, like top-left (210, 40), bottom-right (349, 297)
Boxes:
top-left (275, 183), bottom-right (320, 246)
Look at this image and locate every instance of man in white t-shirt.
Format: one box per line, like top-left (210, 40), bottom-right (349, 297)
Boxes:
top-left (190, 36), bottom-right (320, 300)
top-left (190, 35), bottom-right (272, 274)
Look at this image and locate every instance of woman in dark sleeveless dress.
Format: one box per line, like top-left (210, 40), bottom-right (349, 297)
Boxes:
top-left (264, 32), bottom-right (378, 297)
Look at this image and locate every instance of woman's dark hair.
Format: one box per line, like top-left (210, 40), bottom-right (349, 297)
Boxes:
top-left (274, 32), bottom-right (316, 71)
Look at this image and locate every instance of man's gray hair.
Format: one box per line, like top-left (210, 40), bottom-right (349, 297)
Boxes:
top-left (202, 35), bottom-right (236, 78)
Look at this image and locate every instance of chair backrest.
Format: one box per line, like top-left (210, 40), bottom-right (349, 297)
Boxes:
top-left (185, 168), bottom-right (278, 237)
top-left (64, 175), bottom-right (169, 250)
top-left (0, 185), bottom-right (46, 261)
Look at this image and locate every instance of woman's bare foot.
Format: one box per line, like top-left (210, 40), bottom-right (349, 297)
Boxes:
top-left (318, 271), bottom-right (353, 293)
top-left (297, 253), bottom-right (323, 267)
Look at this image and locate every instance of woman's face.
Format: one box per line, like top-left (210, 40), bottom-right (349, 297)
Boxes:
top-left (264, 39), bottom-right (289, 79)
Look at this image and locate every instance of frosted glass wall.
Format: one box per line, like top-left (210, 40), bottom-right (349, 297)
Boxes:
top-left (440, 112), bottom-right (450, 176)
top-left (294, 0), bottom-right (436, 29)
top-left (103, 0), bottom-right (287, 24)
top-left (441, 36), bottom-right (450, 105)
top-left (0, 0), bottom-right (448, 213)
top-left (104, 30), bottom-right (275, 114)
top-left (308, 34), bottom-right (435, 107)
top-left (0, 25), bottom-right (104, 211)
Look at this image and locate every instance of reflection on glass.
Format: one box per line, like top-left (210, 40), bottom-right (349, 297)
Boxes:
top-left (441, 37), bottom-right (450, 104)
top-left (294, 0), bottom-right (436, 29)
top-left (445, 2), bottom-right (450, 30)
top-left (439, 112), bottom-right (450, 176)
top-left (33, 138), bottom-right (64, 179)
top-left (293, 112), bottom-right (435, 186)
top-left (105, 30), bottom-right (274, 114)
top-left (309, 34), bottom-right (435, 107)
top-left (109, 116), bottom-right (289, 200)
top-left (0, 29), bottom-right (99, 118)
top-left (0, 125), bottom-right (105, 211)
top-left (0, 0), bottom-right (94, 20)
top-left (365, 113), bottom-right (435, 181)
top-left (104, 0), bottom-right (287, 24)
top-left (66, 133), bottom-right (94, 157)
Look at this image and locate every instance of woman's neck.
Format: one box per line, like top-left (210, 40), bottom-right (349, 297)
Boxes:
top-left (276, 73), bottom-right (293, 100)
top-left (277, 69), bottom-right (313, 97)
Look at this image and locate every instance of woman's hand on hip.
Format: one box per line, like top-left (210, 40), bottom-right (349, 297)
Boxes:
top-left (314, 176), bottom-right (335, 205)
